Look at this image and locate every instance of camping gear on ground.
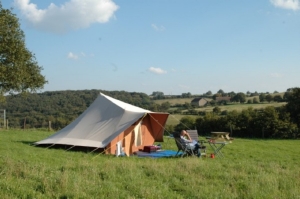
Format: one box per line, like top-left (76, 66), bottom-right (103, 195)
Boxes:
top-left (143, 146), bottom-right (157, 153)
top-left (34, 92), bottom-right (169, 156)
top-left (135, 150), bottom-right (180, 158)
top-left (207, 139), bottom-right (228, 158)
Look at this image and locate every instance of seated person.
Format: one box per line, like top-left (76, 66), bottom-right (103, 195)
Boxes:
top-left (180, 130), bottom-right (202, 157)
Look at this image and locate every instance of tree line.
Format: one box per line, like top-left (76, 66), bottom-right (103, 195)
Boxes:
top-left (0, 90), bottom-right (169, 129)
top-left (0, 88), bottom-right (299, 138)
top-left (169, 88), bottom-right (300, 139)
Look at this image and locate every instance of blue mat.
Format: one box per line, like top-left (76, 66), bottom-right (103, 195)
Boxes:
top-left (135, 150), bottom-right (181, 158)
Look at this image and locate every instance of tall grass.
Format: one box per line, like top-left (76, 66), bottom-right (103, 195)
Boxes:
top-left (1, 130), bottom-right (299, 198)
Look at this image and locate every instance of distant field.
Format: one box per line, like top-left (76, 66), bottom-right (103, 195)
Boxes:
top-left (154, 98), bottom-right (193, 105)
top-left (166, 114), bottom-right (199, 126)
top-left (154, 93), bottom-right (285, 106)
top-left (194, 102), bottom-right (286, 113)
top-left (164, 102), bottom-right (286, 126)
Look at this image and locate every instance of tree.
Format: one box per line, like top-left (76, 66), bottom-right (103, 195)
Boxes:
top-left (265, 94), bottom-right (273, 103)
top-left (205, 90), bottom-right (212, 95)
top-left (174, 116), bottom-right (195, 132)
top-left (231, 92), bottom-right (246, 103)
top-left (212, 93), bottom-right (221, 100)
top-left (273, 95), bottom-right (283, 102)
top-left (159, 101), bottom-right (170, 112)
top-left (283, 91), bottom-right (291, 102)
top-left (253, 97), bottom-right (259, 104)
top-left (181, 92), bottom-right (191, 98)
top-left (285, 87), bottom-right (300, 126)
top-left (259, 93), bottom-right (266, 102)
top-left (250, 91), bottom-right (259, 97)
top-left (151, 91), bottom-right (164, 99)
top-left (228, 91), bottom-right (236, 97)
top-left (217, 89), bottom-right (225, 95)
top-left (0, 4), bottom-right (47, 101)
top-left (213, 106), bottom-right (221, 114)
top-left (183, 102), bottom-right (192, 109)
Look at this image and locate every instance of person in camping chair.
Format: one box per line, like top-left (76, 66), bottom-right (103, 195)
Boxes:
top-left (180, 130), bottom-right (201, 157)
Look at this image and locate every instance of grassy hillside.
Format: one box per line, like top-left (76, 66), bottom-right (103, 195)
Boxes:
top-left (166, 114), bottom-right (199, 126)
top-left (164, 102), bottom-right (286, 126)
top-left (154, 92), bottom-right (285, 106)
top-left (154, 98), bottom-right (194, 105)
top-left (1, 130), bottom-right (299, 198)
top-left (193, 102), bottom-right (286, 112)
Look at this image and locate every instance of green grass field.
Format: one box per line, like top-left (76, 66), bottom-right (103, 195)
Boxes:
top-left (194, 102), bottom-right (286, 112)
top-left (165, 103), bottom-right (286, 126)
top-left (154, 93), bottom-right (285, 106)
top-left (154, 98), bottom-right (194, 105)
top-left (1, 129), bottom-right (299, 198)
top-left (166, 114), bottom-right (199, 126)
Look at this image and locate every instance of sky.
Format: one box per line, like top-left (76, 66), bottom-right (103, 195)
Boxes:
top-left (2, 0), bottom-right (300, 95)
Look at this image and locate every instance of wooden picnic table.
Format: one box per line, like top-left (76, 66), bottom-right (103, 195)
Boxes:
top-left (211, 132), bottom-right (231, 141)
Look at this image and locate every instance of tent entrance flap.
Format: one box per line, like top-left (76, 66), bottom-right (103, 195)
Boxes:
top-left (148, 113), bottom-right (169, 142)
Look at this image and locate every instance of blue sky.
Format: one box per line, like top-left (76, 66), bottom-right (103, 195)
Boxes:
top-left (2, 0), bottom-right (300, 95)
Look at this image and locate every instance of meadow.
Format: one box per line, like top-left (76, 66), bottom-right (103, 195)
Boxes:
top-left (193, 102), bottom-right (286, 113)
top-left (165, 103), bottom-right (286, 126)
top-left (1, 129), bottom-right (300, 199)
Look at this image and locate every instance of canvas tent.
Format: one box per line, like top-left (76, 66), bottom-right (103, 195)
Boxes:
top-left (35, 92), bottom-right (169, 156)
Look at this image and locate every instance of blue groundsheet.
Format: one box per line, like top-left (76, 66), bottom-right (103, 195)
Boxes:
top-left (135, 150), bottom-right (181, 158)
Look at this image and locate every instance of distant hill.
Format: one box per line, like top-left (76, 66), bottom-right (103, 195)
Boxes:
top-left (0, 90), bottom-right (153, 129)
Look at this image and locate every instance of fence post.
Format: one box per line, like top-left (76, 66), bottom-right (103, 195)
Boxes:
top-left (23, 117), bottom-right (26, 130)
top-left (3, 110), bottom-right (6, 128)
top-left (48, 121), bottom-right (52, 131)
top-left (6, 119), bottom-right (8, 129)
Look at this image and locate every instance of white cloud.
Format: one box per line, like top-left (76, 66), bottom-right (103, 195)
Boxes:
top-left (151, 24), bottom-right (166, 31)
top-left (67, 52), bottom-right (94, 60)
top-left (14, 0), bottom-right (119, 33)
top-left (270, 0), bottom-right (300, 10)
top-left (148, 67), bottom-right (167, 74)
top-left (67, 52), bottom-right (78, 60)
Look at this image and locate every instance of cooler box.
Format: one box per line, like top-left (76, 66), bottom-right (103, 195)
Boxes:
top-left (143, 146), bottom-right (157, 153)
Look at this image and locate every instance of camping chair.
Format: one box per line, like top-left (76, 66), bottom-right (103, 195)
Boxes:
top-left (186, 130), bottom-right (207, 157)
top-left (173, 132), bottom-right (199, 158)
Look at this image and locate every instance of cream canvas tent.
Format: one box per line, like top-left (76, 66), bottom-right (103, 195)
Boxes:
top-left (35, 92), bottom-right (169, 155)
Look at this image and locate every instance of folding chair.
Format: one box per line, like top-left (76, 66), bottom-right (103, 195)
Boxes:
top-left (186, 130), bottom-right (207, 157)
top-left (173, 132), bottom-right (198, 158)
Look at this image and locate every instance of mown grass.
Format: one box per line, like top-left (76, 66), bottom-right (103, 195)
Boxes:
top-left (1, 129), bottom-right (300, 199)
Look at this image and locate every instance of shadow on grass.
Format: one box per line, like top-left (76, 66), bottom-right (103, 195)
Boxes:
top-left (17, 140), bottom-right (35, 145)
top-left (16, 141), bottom-right (204, 158)
top-left (16, 140), bottom-right (105, 153)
